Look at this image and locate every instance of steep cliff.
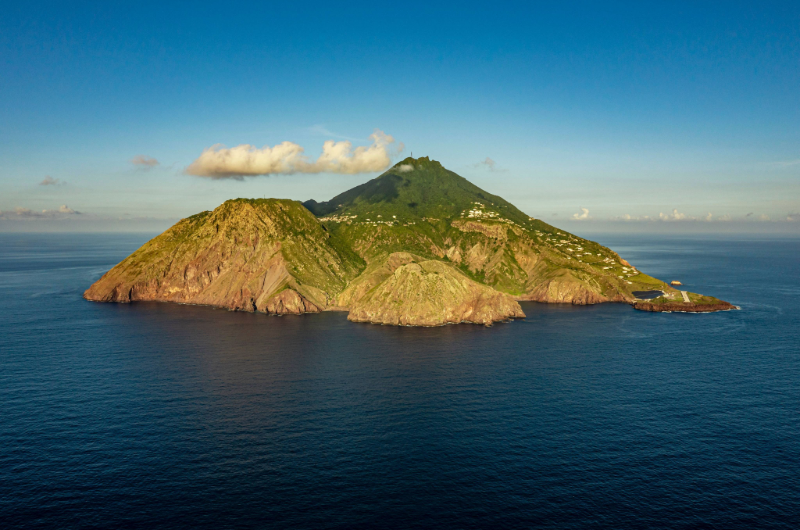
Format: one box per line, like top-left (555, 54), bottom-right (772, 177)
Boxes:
top-left (346, 256), bottom-right (525, 326)
top-left (84, 199), bottom-right (364, 313)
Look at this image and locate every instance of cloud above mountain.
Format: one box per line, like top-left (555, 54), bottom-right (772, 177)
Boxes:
top-left (185, 130), bottom-right (401, 179)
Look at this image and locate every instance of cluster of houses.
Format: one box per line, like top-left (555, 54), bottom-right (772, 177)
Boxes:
top-left (318, 213), bottom-right (358, 224)
top-left (319, 210), bottom-right (637, 288)
top-left (457, 202), bottom-right (526, 230)
top-left (360, 214), bottom-right (401, 227)
top-left (535, 234), bottom-right (641, 283)
top-left (516, 227), bottom-right (644, 287)
top-left (462, 202), bottom-right (500, 220)
top-left (319, 213), bottom-right (420, 228)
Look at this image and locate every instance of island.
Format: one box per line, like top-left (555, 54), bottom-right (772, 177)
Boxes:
top-left (84, 156), bottom-right (736, 325)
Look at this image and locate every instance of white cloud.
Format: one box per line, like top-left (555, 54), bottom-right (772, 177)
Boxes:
top-left (572, 207), bottom-right (589, 220)
top-left (185, 129), bottom-right (401, 179)
top-left (612, 210), bottom-right (783, 222)
top-left (39, 176), bottom-right (63, 186)
top-left (612, 209), bottom-right (788, 223)
top-left (397, 164), bottom-right (414, 173)
top-left (131, 155), bottom-right (160, 168)
top-left (659, 208), bottom-right (688, 221)
top-left (6, 207), bottom-right (38, 218)
top-left (613, 214), bottom-right (654, 221)
top-left (0, 205), bottom-right (80, 219)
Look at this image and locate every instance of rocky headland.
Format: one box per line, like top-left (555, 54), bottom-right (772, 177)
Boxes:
top-left (633, 299), bottom-right (737, 313)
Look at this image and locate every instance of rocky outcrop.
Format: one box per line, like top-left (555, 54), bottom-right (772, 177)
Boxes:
top-left (633, 300), bottom-right (737, 313)
top-left (263, 289), bottom-right (321, 314)
top-left (521, 272), bottom-right (610, 305)
top-left (84, 199), bottom-right (364, 314)
top-left (336, 252), bottom-right (418, 308)
top-left (347, 258), bottom-right (525, 326)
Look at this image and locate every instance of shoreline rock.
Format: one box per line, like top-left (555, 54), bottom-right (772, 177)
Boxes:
top-left (632, 301), bottom-right (737, 313)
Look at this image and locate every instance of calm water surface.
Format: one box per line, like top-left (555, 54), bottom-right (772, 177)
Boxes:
top-left (1, 233), bottom-right (798, 529)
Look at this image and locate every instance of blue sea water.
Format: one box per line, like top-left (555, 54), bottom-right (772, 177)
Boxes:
top-left (0, 232), bottom-right (798, 529)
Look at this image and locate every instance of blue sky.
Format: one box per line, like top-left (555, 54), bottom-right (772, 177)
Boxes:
top-left (1, 1), bottom-right (798, 232)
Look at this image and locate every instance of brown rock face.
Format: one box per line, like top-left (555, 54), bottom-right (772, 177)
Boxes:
top-left (263, 289), bottom-right (321, 314)
top-left (519, 272), bottom-right (609, 305)
top-left (336, 252), bottom-right (418, 308)
top-left (633, 301), bottom-right (737, 313)
top-left (83, 199), bottom-right (364, 315)
top-left (346, 256), bottom-right (525, 326)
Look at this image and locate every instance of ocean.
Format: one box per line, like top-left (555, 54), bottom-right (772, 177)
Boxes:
top-left (1, 232), bottom-right (798, 529)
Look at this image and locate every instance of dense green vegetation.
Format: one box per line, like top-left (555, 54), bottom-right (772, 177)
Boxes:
top-left (299, 156), bottom-right (684, 303)
top-left (304, 156), bottom-right (553, 230)
top-left (87, 156), bottom-right (731, 317)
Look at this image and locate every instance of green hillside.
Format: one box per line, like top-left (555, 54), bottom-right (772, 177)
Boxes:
top-left (85, 156), bottom-right (733, 324)
top-left (304, 156), bottom-right (543, 227)
top-left (85, 198), bottom-right (365, 311)
top-left (304, 156), bottom-right (670, 302)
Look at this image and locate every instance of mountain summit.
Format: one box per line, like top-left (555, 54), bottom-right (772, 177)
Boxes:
top-left (85, 157), bottom-right (735, 325)
top-left (304, 156), bottom-right (525, 222)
